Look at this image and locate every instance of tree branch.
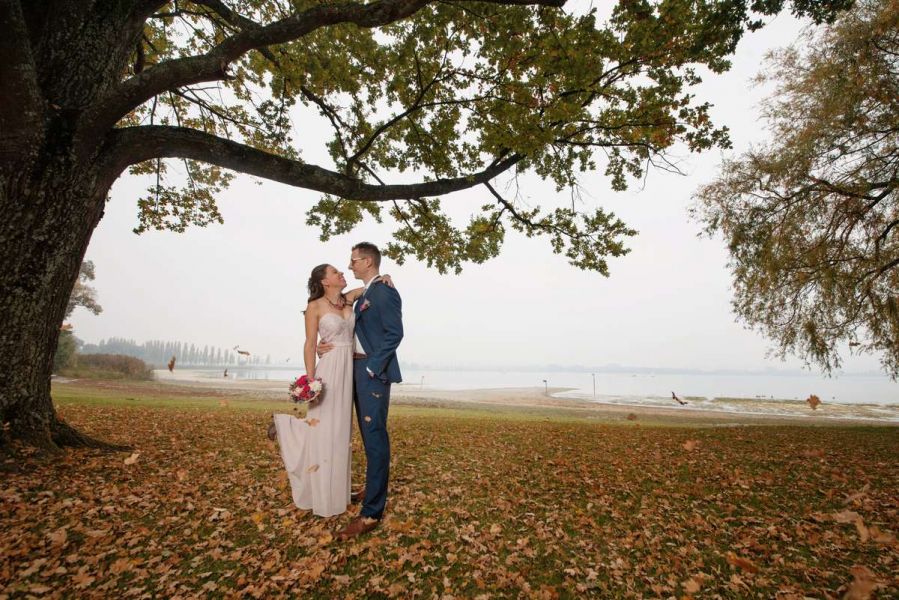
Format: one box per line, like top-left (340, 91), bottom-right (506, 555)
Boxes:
top-left (79, 0), bottom-right (569, 145)
top-left (0, 0), bottom-right (44, 160)
top-left (81, 0), bottom-right (432, 142)
top-left (100, 125), bottom-right (523, 200)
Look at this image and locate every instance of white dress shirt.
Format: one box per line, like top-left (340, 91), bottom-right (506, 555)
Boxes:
top-left (354, 275), bottom-right (379, 355)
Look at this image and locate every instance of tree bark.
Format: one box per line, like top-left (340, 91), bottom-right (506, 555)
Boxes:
top-left (0, 156), bottom-right (125, 452)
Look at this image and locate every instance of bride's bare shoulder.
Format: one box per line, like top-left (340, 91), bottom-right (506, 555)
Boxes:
top-left (304, 299), bottom-right (322, 317)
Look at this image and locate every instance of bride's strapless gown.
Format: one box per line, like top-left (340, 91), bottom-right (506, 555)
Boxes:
top-left (273, 312), bottom-right (354, 517)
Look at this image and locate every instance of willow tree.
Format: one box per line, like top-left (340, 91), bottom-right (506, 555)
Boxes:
top-left (0, 0), bottom-right (848, 450)
top-left (695, 0), bottom-right (898, 376)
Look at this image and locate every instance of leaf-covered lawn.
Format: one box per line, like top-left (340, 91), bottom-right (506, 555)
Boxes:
top-left (2, 384), bottom-right (897, 599)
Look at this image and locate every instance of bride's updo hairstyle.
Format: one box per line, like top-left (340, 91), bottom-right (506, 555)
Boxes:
top-left (307, 264), bottom-right (330, 302)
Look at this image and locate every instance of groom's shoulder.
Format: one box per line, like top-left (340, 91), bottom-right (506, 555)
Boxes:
top-left (371, 279), bottom-right (401, 300)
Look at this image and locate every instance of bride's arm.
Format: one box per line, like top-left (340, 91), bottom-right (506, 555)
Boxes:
top-left (344, 287), bottom-right (365, 303)
top-left (303, 303), bottom-right (319, 378)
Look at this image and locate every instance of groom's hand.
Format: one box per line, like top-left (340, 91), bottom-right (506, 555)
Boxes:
top-left (316, 342), bottom-right (334, 357)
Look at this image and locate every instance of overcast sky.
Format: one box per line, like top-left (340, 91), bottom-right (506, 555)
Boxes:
top-left (70, 13), bottom-right (889, 377)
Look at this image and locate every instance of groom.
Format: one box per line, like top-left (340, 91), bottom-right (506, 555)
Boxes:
top-left (338, 242), bottom-right (403, 540)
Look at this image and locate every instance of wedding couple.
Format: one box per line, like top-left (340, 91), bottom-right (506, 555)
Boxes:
top-left (271, 242), bottom-right (402, 540)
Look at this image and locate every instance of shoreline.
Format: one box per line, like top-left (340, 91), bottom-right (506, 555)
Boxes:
top-left (56, 375), bottom-right (899, 426)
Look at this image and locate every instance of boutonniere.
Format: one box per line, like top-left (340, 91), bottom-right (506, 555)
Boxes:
top-left (360, 299), bottom-right (371, 312)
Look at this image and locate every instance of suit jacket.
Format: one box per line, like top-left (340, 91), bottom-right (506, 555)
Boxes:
top-left (354, 280), bottom-right (403, 383)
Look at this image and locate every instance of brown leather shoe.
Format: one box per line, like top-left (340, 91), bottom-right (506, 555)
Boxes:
top-left (350, 487), bottom-right (365, 504)
top-left (337, 516), bottom-right (379, 540)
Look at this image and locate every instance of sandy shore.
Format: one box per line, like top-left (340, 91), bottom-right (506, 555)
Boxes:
top-left (136, 373), bottom-right (898, 426)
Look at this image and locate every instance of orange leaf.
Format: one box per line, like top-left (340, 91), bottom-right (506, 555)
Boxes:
top-left (869, 526), bottom-right (896, 544)
top-left (725, 552), bottom-right (759, 573)
top-left (123, 452), bottom-right (140, 465)
top-left (47, 527), bottom-right (67, 547)
top-left (306, 418), bottom-right (320, 427)
top-left (683, 440), bottom-right (699, 451)
top-left (307, 464), bottom-right (320, 473)
top-left (844, 565), bottom-right (879, 600)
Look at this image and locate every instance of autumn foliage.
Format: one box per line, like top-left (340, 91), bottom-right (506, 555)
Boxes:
top-left (1, 384), bottom-right (896, 598)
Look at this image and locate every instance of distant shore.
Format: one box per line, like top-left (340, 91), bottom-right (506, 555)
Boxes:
top-left (59, 371), bottom-right (894, 426)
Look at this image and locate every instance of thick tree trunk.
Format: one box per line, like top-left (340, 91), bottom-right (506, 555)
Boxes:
top-left (0, 157), bottom-right (125, 453)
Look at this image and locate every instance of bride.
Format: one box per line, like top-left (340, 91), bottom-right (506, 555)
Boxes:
top-left (270, 264), bottom-right (390, 518)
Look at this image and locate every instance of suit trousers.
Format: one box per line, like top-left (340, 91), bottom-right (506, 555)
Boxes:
top-left (353, 360), bottom-right (391, 519)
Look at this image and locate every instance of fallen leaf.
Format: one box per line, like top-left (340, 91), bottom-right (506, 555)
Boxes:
top-left (123, 452), bottom-right (140, 465)
top-left (47, 528), bottom-right (67, 547)
top-left (683, 577), bottom-right (701, 593)
top-left (307, 464), bottom-right (320, 473)
top-left (306, 418), bottom-right (320, 427)
top-left (806, 394), bottom-right (821, 410)
top-left (726, 552), bottom-right (759, 573)
top-left (843, 565), bottom-right (878, 600)
top-left (176, 469), bottom-right (188, 481)
top-left (832, 510), bottom-right (862, 524)
top-left (683, 440), bottom-right (699, 451)
top-left (869, 526), bottom-right (895, 544)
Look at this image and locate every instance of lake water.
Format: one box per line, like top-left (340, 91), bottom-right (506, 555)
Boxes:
top-left (158, 366), bottom-right (899, 422)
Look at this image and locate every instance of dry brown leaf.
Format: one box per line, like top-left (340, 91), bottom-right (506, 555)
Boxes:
top-left (726, 552), bottom-right (759, 573)
top-left (683, 577), bottom-right (701, 593)
top-left (176, 469), bottom-right (188, 481)
top-left (72, 569), bottom-right (95, 589)
top-left (683, 440), bottom-right (699, 451)
top-left (307, 464), bottom-right (320, 473)
top-left (306, 418), bottom-right (320, 427)
top-left (869, 526), bottom-right (896, 544)
top-left (832, 510), bottom-right (862, 524)
top-left (843, 565), bottom-right (878, 600)
top-left (47, 527), bottom-right (67, 547)
top-left (806, 394), bottom-right (821, 410)
top-left (123, 452), bottom-right (140, 465)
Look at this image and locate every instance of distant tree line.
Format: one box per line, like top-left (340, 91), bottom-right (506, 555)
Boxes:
top-left (80, 338), bottom-right (271, 368)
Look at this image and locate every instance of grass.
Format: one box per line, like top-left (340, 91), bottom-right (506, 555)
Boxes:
top-left (1, 381), bottom-right (896, 598)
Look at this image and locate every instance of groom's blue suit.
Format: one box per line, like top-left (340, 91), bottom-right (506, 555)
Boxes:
top-left (353, 278), bottom-right (403, 520)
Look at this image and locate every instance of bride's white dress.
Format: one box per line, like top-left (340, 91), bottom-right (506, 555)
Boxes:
top-left (273, 312), bottom-right (353, 517)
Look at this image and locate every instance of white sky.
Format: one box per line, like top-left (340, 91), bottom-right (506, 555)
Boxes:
top-left (70, 13), bottom-right (888, 375)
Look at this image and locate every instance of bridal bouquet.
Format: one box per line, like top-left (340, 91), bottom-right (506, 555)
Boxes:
top-left (289, 375), bottom-right (323, 403)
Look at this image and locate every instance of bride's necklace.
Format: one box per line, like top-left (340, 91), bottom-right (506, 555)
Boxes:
top-left (324, 294), bottom-right (345, 310)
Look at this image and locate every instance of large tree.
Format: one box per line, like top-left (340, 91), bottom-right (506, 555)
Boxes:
top-left (694, 0), bottom-right (898, 376)
top-left (0, 0), bottom-right (848, 451)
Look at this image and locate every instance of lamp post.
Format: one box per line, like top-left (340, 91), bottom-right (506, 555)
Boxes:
top-left (542, 379), bottom-right (548, 396)
top-left (592, 373), bottom-right (595, 399)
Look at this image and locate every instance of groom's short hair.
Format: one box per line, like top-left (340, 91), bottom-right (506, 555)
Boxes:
top-left (352, 242), bottom-right (381, 268)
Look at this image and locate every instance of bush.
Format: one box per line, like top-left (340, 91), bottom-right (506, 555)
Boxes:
top-left (60, 354), bottom-right (153, 380)
top-left (53, 329), bottom-right (77, 373)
